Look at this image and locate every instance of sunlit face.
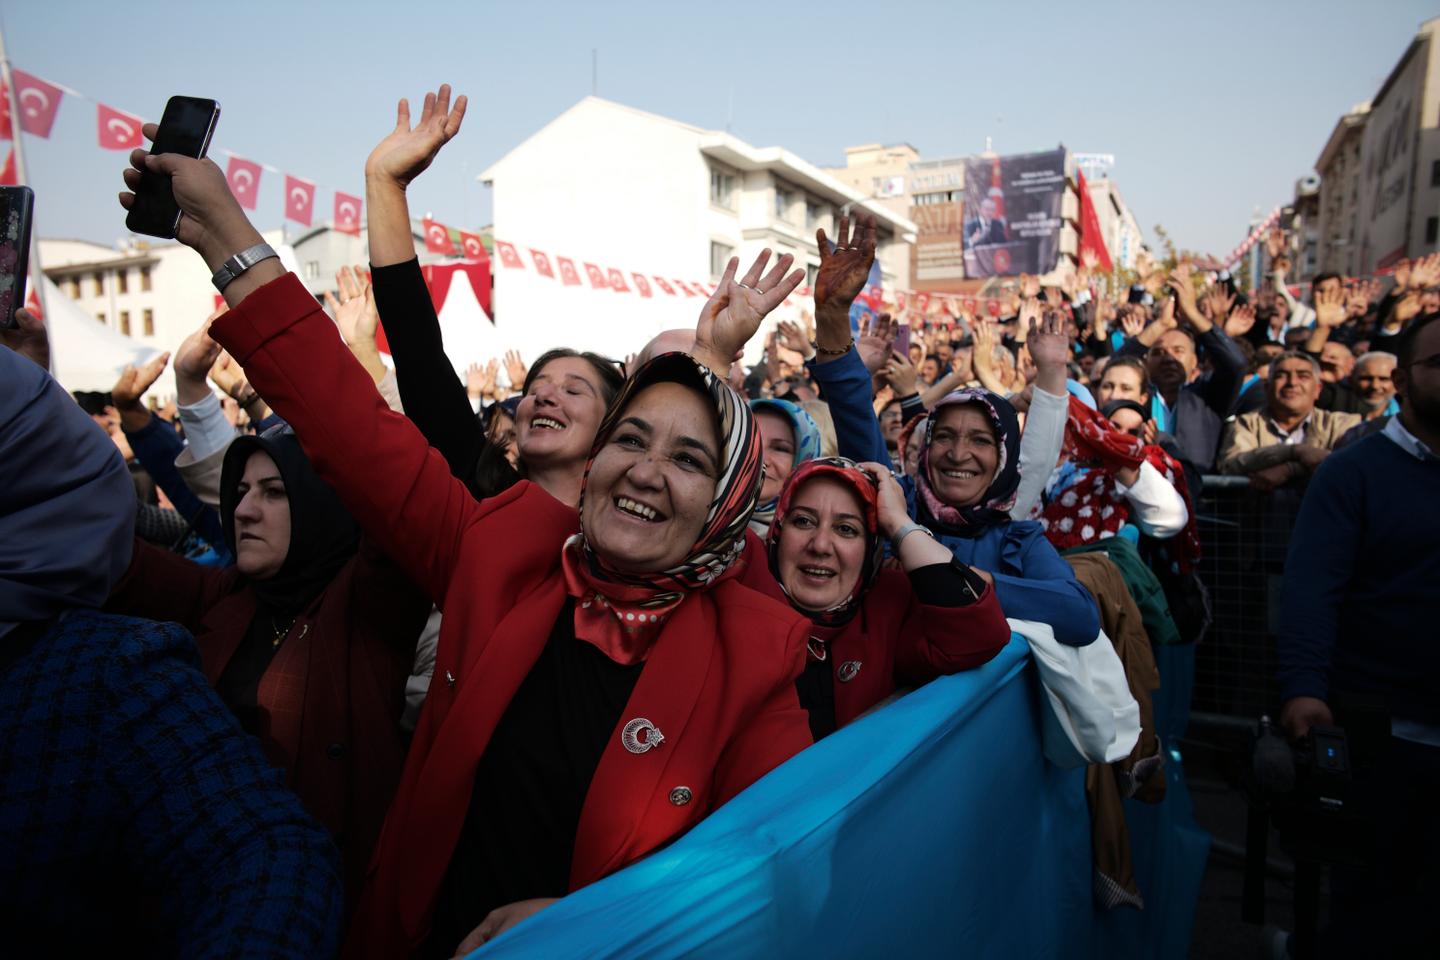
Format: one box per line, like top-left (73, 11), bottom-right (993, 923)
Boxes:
top-left (1318, 342), bottom-right (1354, 384)
top-left (776, 476), bottom-right (867, 615)
top-left (1098, 364), bottom-right (1145, 405)
top-left (908, 343), bottom-right (924, 366)
top-left (515, 357), bottom-right (608, 470)
top-left (927, 404), bottom-right (1000, 508)
top-left (232, 450), bottom-right (291, 580)
top-left (1352, 356), bottom-right (1396, 413)
top-left (756, 408), bottom-right (796, 503)
top-left (581, 381), bottom-right (720, 574)
top-left (1147, 330), bottom-right (1197, 391)
top-left (1267, 357), bottom-right (1321, 419)
top-left (1109, 408), bottom-right (1146, 438)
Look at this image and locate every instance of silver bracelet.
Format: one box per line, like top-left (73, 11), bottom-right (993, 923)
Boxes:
top-left (890, 521), bottom-right (934, 553)
top-left (212, 242), bottom-right (279, 292)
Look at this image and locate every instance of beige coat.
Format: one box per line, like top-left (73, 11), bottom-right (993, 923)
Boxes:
top-left (1218, 407), bottom-right (1361, 476)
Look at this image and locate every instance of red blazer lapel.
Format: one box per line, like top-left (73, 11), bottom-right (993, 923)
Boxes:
top-left (395, 575), bottom-right (568, 938)
top-left (569, 592), bottom-right (717, 888)
top-left (195, 590), bottom-right (258, 684)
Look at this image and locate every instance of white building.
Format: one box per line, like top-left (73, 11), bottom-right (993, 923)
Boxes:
top-left (287, 220), bottom-right (458, 298)
top-left (478, 97), bottom-right (916, 362)
top-left (1085, 177), bottom-right (1147, 272)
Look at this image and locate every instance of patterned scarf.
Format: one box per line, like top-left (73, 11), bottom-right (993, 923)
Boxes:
top-left (914, 389), bottom-right (1021, 538)
top-left (748, 397), bottom-right (823, 535)
top-left (1035, 396), bottom-right (1202, 570)
top-left (764, 458), bottom-right (884, 639)
top-left (560, 352), bottom-right (763, 664)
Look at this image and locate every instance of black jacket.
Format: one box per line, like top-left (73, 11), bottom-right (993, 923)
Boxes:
top-left (1118, 326), bottom-right (1246, 474)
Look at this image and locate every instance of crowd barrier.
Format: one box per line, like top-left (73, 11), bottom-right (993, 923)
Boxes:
top-left (470, 636), bottom-right (1210, 959)
top-left (1190, 475), bottom-right (1302, 721)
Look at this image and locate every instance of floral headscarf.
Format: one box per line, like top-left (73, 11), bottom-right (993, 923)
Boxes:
top-left (748, 397), bottom-right (823, 535)
top-left (765, 457), bottom-right (884, 636)
top-left (561, 352), bottom-right (763, 663)
top-left (914, 389), bottom-right (1021, 538)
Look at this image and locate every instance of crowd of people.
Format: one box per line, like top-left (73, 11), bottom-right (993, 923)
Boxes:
top-left (2, 83), bottom-right (1436, 957)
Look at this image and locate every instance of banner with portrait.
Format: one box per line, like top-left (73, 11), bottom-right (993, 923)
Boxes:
top-left (962, 148), bottom-right (1068, 278)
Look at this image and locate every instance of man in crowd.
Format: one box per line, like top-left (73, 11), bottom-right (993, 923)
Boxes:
top-left (1275, 312), bottom-right (1440, 954)
top-left (1217, 352), bottom-right (1360, 491)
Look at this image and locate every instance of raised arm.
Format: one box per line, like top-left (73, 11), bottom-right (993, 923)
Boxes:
top-left (692, 248), bottom-right (803, 377)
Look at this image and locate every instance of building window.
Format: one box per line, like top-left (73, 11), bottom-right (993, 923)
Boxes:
top-left (96, 312), bottom-right (106, 325)
top-left (140, 266), bottom-right (152, 291)
top-left (709, 241), bottom-right (734, 279)
top-left (806, 263), bottom-right (819, 288)
top-left (92, 273), bottom-right (104, 296)
top-left (143, 308), bottom-right (155, 336)
top-left (775, 186), bottom-right (794, 223)
top-left (116, 269), bottom-right (128, 294)
top-left (805, 200), bottom-right (822, 230)
top-left (68, 277), bottom-right (81, 299)
top-left (709, 166), bottom-right (736, 209)
top-left (303, 261), bottom-right (320, 281)
top-left (1427, 216), bottom-right (1438, 245)
top-left (119, 310), bottom-right (131, 336)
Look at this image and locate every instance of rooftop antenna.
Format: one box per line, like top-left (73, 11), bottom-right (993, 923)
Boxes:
top-left (592, 49), bottom-right (598, 95)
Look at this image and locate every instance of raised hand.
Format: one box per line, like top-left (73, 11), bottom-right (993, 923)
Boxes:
top-left (1026, 310), bottom-right (1071, 372)
top-left (1225, 303), bottom-right (1257, 338)
top-left (1, 306), bottom-right (49, 370)
top-left (1265, 227), bottom-right (1286, 261)
top-left (1120, 306), bottom-right (1147, 339)
top-left (694, 249), bottom-right (803, 376)
top-left (1393, 258), bottom-right (1413, 291)
top-left (364, 84), bottom-right (468, 190)
top-left (1168, 264), bottom-right (1199, 318)
top-left (1203, 284), bottom-right (1235, 324)
top-left (813, 214), bottom-right (876, 317)
top-left (1313, 284), bottom-right (1346, 329)
top-left (323, 265), bottom-right (379, 345)
top-left (1156, 295), bottom-right (1178, 331)
top-left (882, 350), bottom-right (918, 396)
top-left (503, 349), bottom-right (528, 389)
top-left (1019, 273), bottom-right (1040, 299)
top-left (1017, 297), bottom-right (1042, 334)
top-left (111, 351), bottom-right (171, 409)
top-left (1410, 252), bottom-right (1440, 288)
top-left (857, 312), bottom-right (897, 375)
top-left (465, 361), bottom-right (491, 400)
top-left (208, 350), bottom-right (250, 400)
top-left (1094, 297), bottom-right (1117, 334)
top-left (775, 319), bottom-right (812, 360)
top-left (174, 307), bottom-right (225, 396)
top-left (859, 461), bottom-right (911, 539)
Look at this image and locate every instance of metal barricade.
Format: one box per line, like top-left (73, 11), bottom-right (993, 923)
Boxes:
top-left (1190, 475), bottom-right (1304, 720)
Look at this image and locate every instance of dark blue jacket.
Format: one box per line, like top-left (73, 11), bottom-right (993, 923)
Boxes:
top-left (0, 610), bottom-right (343, 957)
top-left (1117, 326), bottom-right (1246, 473)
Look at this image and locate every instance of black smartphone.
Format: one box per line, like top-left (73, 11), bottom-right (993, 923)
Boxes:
top-left (0, 185), bottom-right (34, 330)
top-left (125, 96), bottom-right (220, 239)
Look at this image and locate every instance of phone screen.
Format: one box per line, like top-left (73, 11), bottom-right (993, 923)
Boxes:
top-left (125, 96), bottom-right (219, 239)
top-left (0, 186), bottom-right (34, 330)
top-left (895, 324), bottom-right (911, 357)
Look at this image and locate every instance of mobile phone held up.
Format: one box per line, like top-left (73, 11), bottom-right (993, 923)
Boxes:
top-left (0, 185), bottom-right (35, 330)
top-left (125, 96), bottom-right (220, 239)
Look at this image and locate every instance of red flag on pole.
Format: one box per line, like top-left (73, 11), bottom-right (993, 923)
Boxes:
top-left (0, 150), bottom-right (15, 186)
top-left (10, 70), bottom-right (63, 138)
top-left (96, 103), bottom-right (143, 150)
top-left (459, 231), bottom-right (486, 260)
top-left (493, 240), bottom-right (524, 269)
top-left (531, 249), bottom-right (555, 278)
top-left (583, 263), bottom-right (607, 289)
top-left (283, 175), bottom-right (315, 226)
top-left (225, 156), bottom-right (262, 210)
top-left (1075, 171), bottom-right (1114, 273)
top-left (334, 191), bottom-right (362, 236)
top-left (557, 257), bottom-right (581, 285)
top-left (422, 218), bottom-right (455, 255)
top-left (606, 268), bottom-right (629, 293)
top-left (652, 277), bottom-right (676, 296)
top-left (631, 274), bottom-right (653, 298)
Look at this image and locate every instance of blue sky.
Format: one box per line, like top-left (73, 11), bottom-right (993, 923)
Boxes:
top-left (8, 0), bottom-right (1435, 258)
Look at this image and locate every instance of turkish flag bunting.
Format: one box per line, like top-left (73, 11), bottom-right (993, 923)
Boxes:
top-left (225, 156), bottom-right (262, 210)
top-left (652, 277), bottom-right (676, 296)
top-left (423, 218), bottom-right (456, 255)
top-left (96, 103), bottom-right (143, 150)
top-left (631, 274), bottom-right (653, 298)
top-left (0, 150), bottom-right (15, 186)
top-left (459, 231), bottom-right (486, 260)
top-left (606, 268), bottom-right (629, 293)
top-left (494, 240), bottom-right (524, 269)
top-left (583, 263), bottom-right (607, 289)
top-left (284, 175), bottom-right (315, 226)
top-left (531, 249), bottom-right (555, 278)
top-left (333, 191), bottom-right (362, 236)
top-left (691, 281), bottom-right (713, 296)
top-left (10, 71), bottom-right (63, 138)
top-left (557, 257), bottom-right (581, 286)
top-left (673, 280), bottom-right (698, 297)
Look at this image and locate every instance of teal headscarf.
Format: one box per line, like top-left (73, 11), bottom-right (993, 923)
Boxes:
top-left (748, 397), bottom-right (822, 535)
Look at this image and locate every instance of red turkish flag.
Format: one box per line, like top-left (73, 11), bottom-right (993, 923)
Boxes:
top-left (494, 240), bottom-right (524, 269)
top-left (652, 277), bottom-right (676, 296)
top-left (225, 156), bottom-right (262, 210)
top-left (530, 249), bottom-right (555, 278)
top-left (284, 175), bottom-right (315, 226)
top-left (606, 268), bottom-right (629, 293)
top-left (422, 218), bottom-right (455, 255)
top-left (333, 191), bottom-right (362, 236)
top-left (459, 231), bottom-right (486, 260)
top-left (11, 71), bottom-right (63, 138)
top-left (895, 291), bottom-right (908, 311)
top-left (915, 293), bottom-right (930, 311)
top-left (556, 257), bottom-right (581, 286)
top-left (673, 280), bottom-right (698, 297)
top-left (583, 263), bottom-right (607, 289)
top-left (0, 149), bottom-right (15, 186)
top-left (631, 274), bottom-right (653, 298)
top-left (96, 103), bottom-right (143, 150)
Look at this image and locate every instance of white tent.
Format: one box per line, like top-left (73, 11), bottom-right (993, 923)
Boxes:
top-left (39, 274), bottom-right (160, 392)
top-left (376, 260), bottom-right (506, 380)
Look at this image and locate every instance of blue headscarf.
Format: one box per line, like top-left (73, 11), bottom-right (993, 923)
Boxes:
top-left (748, 397), bottom-right (823, 535)
top-left (0, 348), bottom-right (135, 637)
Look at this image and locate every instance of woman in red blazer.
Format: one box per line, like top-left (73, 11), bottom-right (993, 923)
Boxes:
top-left (120, 119), bottom-right (817, 957)
top-left (759, 457), bottom-right (1012, 738)
top-left (105, 427), bottom-right (432, 906)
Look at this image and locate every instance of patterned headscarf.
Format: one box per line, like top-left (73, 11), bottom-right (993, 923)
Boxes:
top-left (561, 352), bottom-right (763, 663)
top-left (748, 397), bottom-right (823, 535)
top-left (765, 457), bottom-right (884, 635)
top-left (914, 389), bottom-right (1021, 538)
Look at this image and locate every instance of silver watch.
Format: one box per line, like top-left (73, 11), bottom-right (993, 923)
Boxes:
top-left (211, 243), bottom-right (278, 292)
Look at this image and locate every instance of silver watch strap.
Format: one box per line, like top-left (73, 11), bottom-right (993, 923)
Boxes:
top-left (890, 521), bottom-right (933, 553)
top-left (212, 243), bottom-right (278, 292)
